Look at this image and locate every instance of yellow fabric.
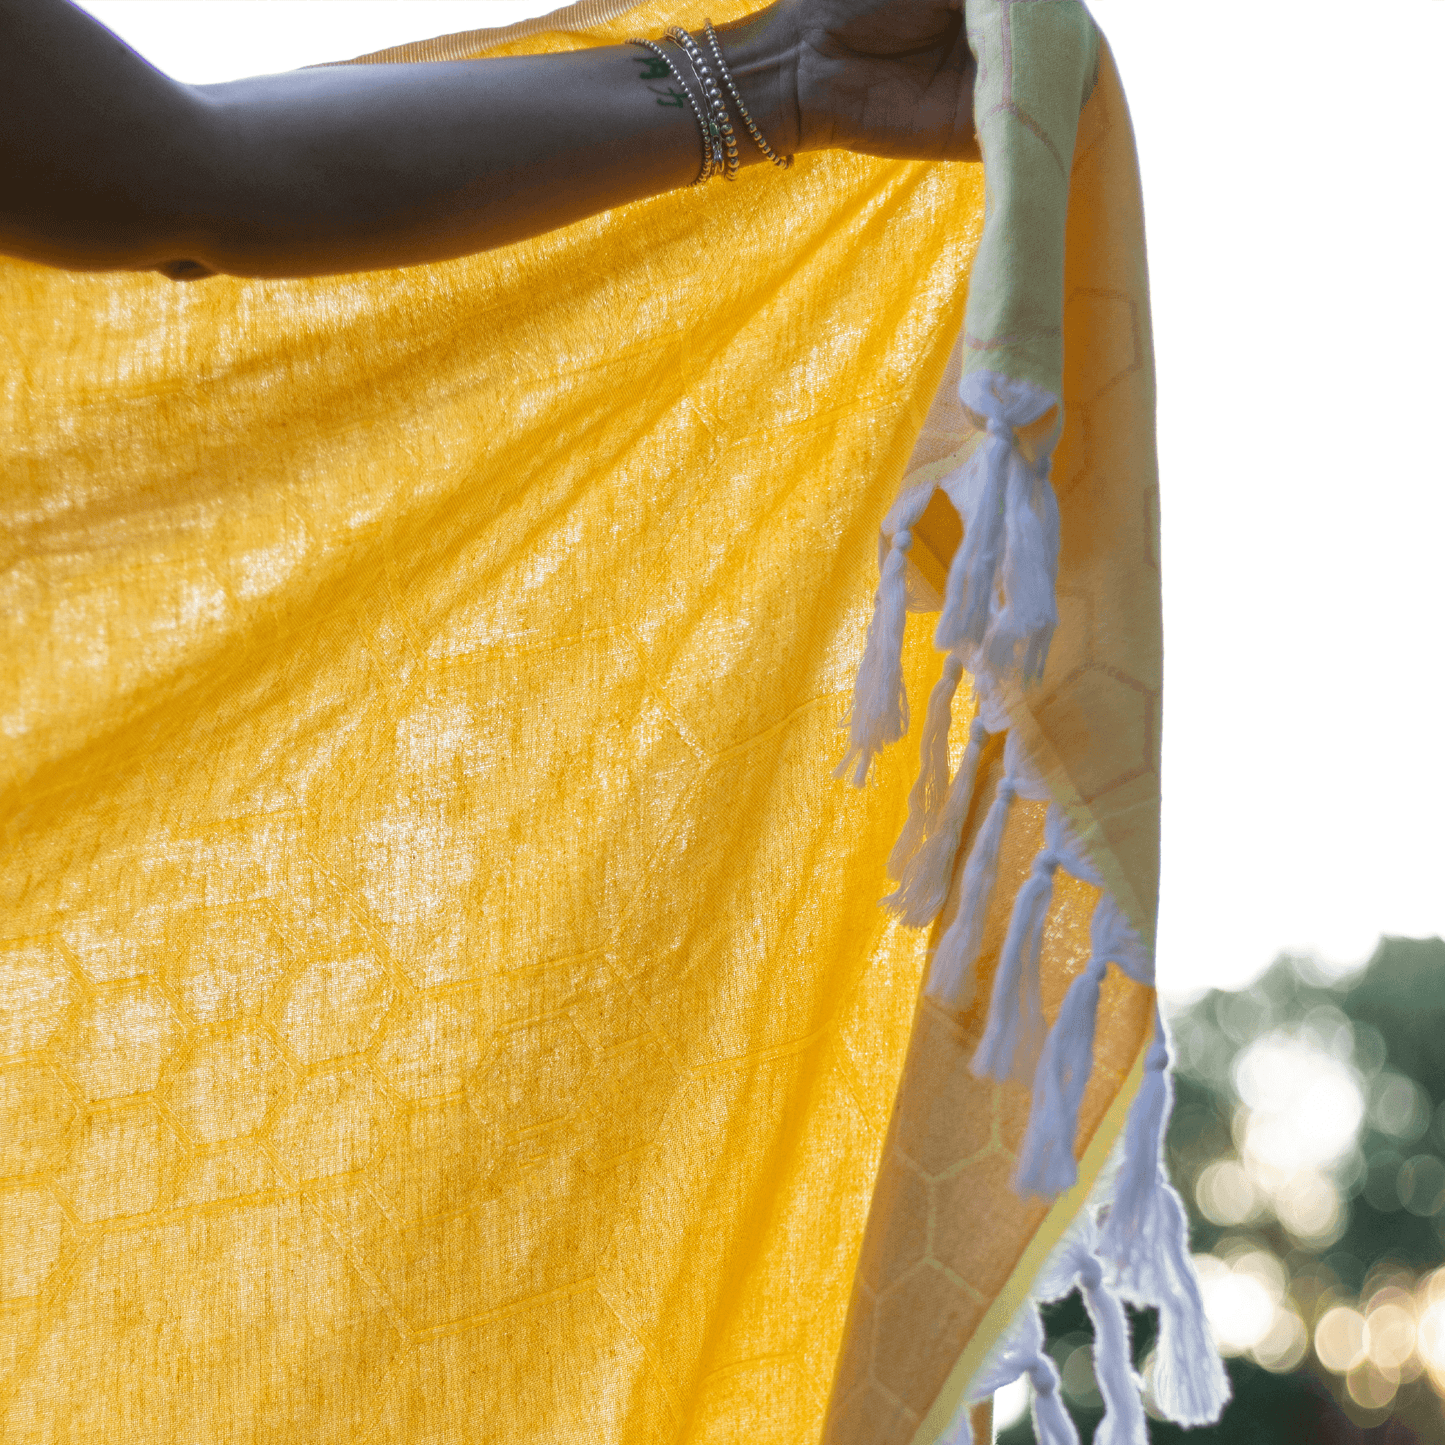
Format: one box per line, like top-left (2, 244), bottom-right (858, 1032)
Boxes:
top-left (0, 5), bottom-right (1156, 1443)
top-left (826, 45), bottom-right (1161, 1444)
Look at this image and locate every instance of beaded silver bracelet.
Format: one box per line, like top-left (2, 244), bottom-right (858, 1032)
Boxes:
top-left (665, 26), bottom-right (740, 182)
top-left (703, 18), bottom-right (792, 169)
top-left (627, 37), bottom-right (720, 184)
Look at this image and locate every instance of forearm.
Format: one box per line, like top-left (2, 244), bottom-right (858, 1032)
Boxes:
top-left (0, 0), bottom-right (801, 278)
top-left (188, 15), bottom-right (801, 277)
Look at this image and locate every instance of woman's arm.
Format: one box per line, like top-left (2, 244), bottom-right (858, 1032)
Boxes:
top-left (0, 0), bottom-right (978, 279)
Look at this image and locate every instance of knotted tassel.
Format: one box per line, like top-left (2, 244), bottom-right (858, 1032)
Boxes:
top-left (985, 431), bottom-right (1061, 683)
top-left (964, 1301), bottom-right (1080, 1445)
top-left (924, 730), bottom-right (1046, 1007)
top-left (834, 483), bottom-right (935, 787)
top-left (1080, 1250), bottom-right (1148, 1445)
top-left (936, 420), bottom-right (1010, 653)
top-left (971, 804), bottom-right (1082, 1086)
top-left (1098, 1012), bottom-right (1231, 1427)
top-left (935, 372), bottom-right (1062, 685)
top-left (887, 652), bottom-right (968, 882)
top-left (1033, 1219), bottom-right (1148, 1445)
top-left (923, 772), bottom-right (1015, 1007)
top-left (1028, 1348), bottom-right (1080, 1445)
top-left (885, 712), bottom-right (987, 923)
top-left (1014, 894), bottom-right (1147, 1198)
top-left (1014, 953), bottom-right (1105, 1197)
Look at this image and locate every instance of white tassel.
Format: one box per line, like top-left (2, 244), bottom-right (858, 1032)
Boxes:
top-left (887, 652), bottom-right (968, 882)
top-left (1033, 1220), bottom-right (1147, 1445)
top-left (1029, 1354), bottom-right (1080, 1445)
top-left (984, 439), bottom-right (1060, 683)
top-left (1080, 1251), bottom-right (1148, 1445)
top-left (1014, 953), bottom-right (1106, 1197)
top-left (971, 805), bottom-right (1083, 1086)
top-left (966, 1302), bottom-right (1080, 1445)
top-left (970, 840), bottom-right (1057, 1086)
top-left (1014, 894), bottom-right (1146, 1198)
top-left (936, 422), bottom-right (1009, 653)
top-left (1097, 1012), bottom-right (1231, 1427)
top-left (935, 373), bottom-right (1062, 685)
top-left (924, 771), bottom-right (1016, 1007)
top-left (835, 485), bottom-right (936, 787)
top-left (924, 730), bottom-right (1047, 1007)
top-left (885, 713), bottom-right (988, 923)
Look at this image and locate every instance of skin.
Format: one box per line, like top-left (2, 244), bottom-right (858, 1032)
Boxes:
top-left (0, 0), bottom-right (979, 279)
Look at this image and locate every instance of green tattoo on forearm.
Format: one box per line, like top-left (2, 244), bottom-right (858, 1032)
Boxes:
top-left (632, 46), bottom-right (689, 109)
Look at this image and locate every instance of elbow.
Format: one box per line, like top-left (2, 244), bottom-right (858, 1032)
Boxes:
top-left (0, 82), bottom-right (235, 277)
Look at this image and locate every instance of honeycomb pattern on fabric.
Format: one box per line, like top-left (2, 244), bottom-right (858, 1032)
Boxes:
top-left (822, 767), bottom-right (1154, 1445)
top-left (0, 16), bottom-right (993, 1426)
top-left (2, 4), bottom-right (1162, 1440)
top-left (822, 46), bottom-right (1163, 1443)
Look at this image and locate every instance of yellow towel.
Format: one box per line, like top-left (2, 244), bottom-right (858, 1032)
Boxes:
top-left (0, 3), bottom-right (1198, 1442)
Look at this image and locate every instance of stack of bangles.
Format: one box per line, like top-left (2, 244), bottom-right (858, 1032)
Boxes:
top-left (627, 19), bottom-right (793, 184)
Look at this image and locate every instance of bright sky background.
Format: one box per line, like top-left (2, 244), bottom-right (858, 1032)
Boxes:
top-left (78, 0), bottom-right (1445, 999)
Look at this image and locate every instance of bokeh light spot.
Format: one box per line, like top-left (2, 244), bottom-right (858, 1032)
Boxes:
top-left (1196, 1253), bottom-right (1278, 1355)
top-left (1399, 1155), bottom-right (1445, 1217)
top-left (1316, 1305), bottom-right (1367, 1374)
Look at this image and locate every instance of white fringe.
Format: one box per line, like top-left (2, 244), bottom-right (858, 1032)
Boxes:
top-left (951, 1079), bottom-right (1229, 1443)
top-left (884, 712), bottom-right (988, 923)
top-left (887, 651), bottom-right (968, 882)
top-left (833, 355), bottom-right (1221, 1440)
top-left (835, 483), bottom-right (936, 787)
top-left (1014, 952), bottom-right (1106, 1197)
top-left (1097, 1012), bottom-right (1232, 1427)
top-left (1014, 894), bottom-right (1148, 1198)
top-left (1034, 1219), bottom-right (1148, 1445)
top-left (971, 805), bottom-right (1098, 1087)
top-left (959, 1301), bottom-right (1080, 1445)
top-left (986, 428), bottom-right (1061, 684)
top-left (922, 731), bottom-right (1044, 1007)
top-left (935, 373), bottom-right (1062, 685)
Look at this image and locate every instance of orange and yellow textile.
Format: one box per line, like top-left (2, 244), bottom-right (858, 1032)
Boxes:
top-left (1, 3), bottom-right (1155, 1443)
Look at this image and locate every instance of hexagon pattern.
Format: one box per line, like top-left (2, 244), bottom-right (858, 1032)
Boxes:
top-left (0, 135), bottom-right (997, 1437)
top-left (0, 1066), bottom-right (75, 1178)
top-left (822, 42), bottom-right (1162, 1445)
top-left (0, 10), bottom-right (1160, 1445)
top-left (161, 1025), bottom-right (291, 1144)
top-left (61, 981), bottom-right (184, 1102)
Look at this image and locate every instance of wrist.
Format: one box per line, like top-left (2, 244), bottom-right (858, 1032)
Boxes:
top-left (707, 6), bottom-right (805, 163)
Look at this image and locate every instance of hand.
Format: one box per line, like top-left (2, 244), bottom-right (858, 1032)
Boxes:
top-left (750, 0), bottom-right (980, 163)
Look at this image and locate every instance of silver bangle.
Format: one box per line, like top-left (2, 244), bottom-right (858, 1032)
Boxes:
top-left (665, 26), bottom-right (739, 182)
top-left (627, 37), bottom-right (717, 184)
top-left (703, 18), bottom-right (792, 168)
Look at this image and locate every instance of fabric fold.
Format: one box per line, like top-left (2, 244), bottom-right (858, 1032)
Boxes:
top-left (822, 7), bottom-right (1217, 1442)
top-left (2, 1), bottom-right (1195, 1443)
